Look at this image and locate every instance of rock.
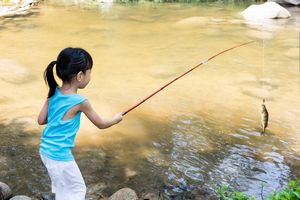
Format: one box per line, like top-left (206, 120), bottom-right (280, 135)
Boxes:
top-left (0, 59), bottom-right (30, 84)
top-left (241, 2), bottom-right (291, 20)
top-left (174, 16), bottom-right (210, 27)
top-left (268, 0), bottom-right (300, 6)
top-left (108, 188), bottom-right (138, 200)
top-left (9, 196), bottom-right (32, 200)
top-left (142, 192), bottom-right (161, 200)
top-left (0, 0), bottom-right (38, 17)
top-left (0, 182), bottom-right (12, 200)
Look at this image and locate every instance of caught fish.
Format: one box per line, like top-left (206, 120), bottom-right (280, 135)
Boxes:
top-left (261, 99), bottom-right (269, 134)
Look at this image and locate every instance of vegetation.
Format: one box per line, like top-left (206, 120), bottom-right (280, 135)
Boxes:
top-left (268, 179), bottom-right (300, 200)
top-left (216, 179), bottom-right (300, 200)
top-left (216, 184), bottom-right (255, 200)
top-left (115, 0), bottom-right (261, 3)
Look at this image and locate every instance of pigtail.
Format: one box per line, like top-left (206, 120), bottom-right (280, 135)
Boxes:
top-left (44, 61), bottom-right (58, 98)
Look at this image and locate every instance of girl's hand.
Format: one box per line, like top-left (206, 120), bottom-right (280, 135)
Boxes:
top-left (113, 112), bottom-right (123, 124)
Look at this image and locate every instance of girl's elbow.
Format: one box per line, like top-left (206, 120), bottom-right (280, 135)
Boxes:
top-left (97, 124), bottom-right (107, 129)
top-left (37, 118), bottom-right (46, 125)
top-left (96, 122), bottom-right (110, 129)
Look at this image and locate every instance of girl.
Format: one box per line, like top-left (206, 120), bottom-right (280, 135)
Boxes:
top-left (38, 47), bottom-right (123, 200)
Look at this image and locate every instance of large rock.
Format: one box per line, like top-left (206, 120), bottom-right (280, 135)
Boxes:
top-left (0, 0), bottom-right (38, 17)
top-left (241, 2), bottom-right (291, 20)
top-left (108, 188), bottom-right (138, 200)
top-left (268, 0), bottom-right (300, 6)
top-left (0, 182), bottom-right (12, 200)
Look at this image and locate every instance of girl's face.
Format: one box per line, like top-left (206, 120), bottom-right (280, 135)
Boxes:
top-left (78, 69), bottom-right (91, 89)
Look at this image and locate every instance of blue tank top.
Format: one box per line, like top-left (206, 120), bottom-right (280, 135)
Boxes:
top-left (40, 87), bottom-right (86, 161)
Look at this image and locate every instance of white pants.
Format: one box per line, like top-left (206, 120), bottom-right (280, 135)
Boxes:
top-left (40, 154), bottom-right (86, 200)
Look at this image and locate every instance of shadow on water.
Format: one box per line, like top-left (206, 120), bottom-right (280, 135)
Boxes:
top-left (0, 121), bottom-right (48, 196)
top-left (0, 112), bottom-right (300, 199)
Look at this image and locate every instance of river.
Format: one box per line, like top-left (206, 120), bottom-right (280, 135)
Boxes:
top-left (0, 1), bottom-right (299, 199)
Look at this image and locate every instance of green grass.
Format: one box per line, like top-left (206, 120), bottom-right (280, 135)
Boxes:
top-left (215, 179), bottom-right (300, 200)
top-left (268, 179), bottom-right (300, 200)
top-left (216, 184), bottom-right (255, 200)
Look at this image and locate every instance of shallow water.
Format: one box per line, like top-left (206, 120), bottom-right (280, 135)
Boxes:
top-left (0, 1), bottom-right (299, 199)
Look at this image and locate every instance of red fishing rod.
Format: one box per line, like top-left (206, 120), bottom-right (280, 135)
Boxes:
top-left (122, 40), bottom-right (255, 116)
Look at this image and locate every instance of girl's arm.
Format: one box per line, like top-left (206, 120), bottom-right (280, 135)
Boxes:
top-left (80, 100), bottom-right (123, 129)
top-left (37, 99), bottom-right (49, 125)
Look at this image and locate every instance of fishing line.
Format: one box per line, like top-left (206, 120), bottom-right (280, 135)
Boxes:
top-left (262, 39), bottom-right (266, 98)
top-left (261, 39), bottom-right (269, 134)
top-left (122, 40), bottom-right (256, 116)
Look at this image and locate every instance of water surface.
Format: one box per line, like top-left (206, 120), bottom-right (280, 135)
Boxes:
top-left (0, 1), bottom-right (299, 199)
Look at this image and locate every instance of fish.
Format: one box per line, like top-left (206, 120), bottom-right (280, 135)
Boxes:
top-left (261, 99), bottom-right (269, 134)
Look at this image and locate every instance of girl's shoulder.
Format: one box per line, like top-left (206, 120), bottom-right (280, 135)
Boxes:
top-left (51, 88), bottom-right (87, 106)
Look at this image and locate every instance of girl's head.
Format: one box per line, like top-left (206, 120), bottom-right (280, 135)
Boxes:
top-left (44, 47), bottom-right (93, 98)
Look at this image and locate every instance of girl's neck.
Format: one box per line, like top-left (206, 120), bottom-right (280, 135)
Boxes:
top-left (60, 83), bottom-right (78, 95)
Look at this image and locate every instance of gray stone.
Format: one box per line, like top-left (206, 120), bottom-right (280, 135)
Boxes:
top-left (0, 182), bottom-right (12, 200)
top-left (9, 196), bottom-right (32, 200)
top-left (108, 188), bottom-right (138, 200)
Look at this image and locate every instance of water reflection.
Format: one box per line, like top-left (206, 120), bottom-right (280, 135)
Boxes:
top-left (143, 114), bottom-right (293, 199)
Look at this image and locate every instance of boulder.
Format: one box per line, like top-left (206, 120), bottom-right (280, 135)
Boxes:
top-left (268, 0), bottom-right (300, 6)
top-left (241, 2), bottom-right (291, 20)
top-left (0, 0), bottom-right (38, 17)
top-left (0, 182), bottom-right (12, 200)
top-left (9, 196), bottom-right (32, 200)
top-left (108, 188), bottom-right (138, 200)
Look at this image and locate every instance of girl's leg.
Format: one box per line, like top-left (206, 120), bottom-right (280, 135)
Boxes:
top-left (56, 160), bottom-right (86, 200)
top-left (40, 154), bottom-right (58, 194)
top-left (40, 154), bottom-right (86, 200)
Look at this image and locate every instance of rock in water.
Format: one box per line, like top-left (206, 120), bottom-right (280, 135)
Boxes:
top-left (9, 196), bottom-right (31, 200)
top-left (0, 59), bottom-right (30, 84)
top-left (261, 99), bottom-right (269, 134)
top-left (109, 188), bottom-right (138, 200)
top-left (268, 0), bottom-right (300, 6)
top-left (0, 182), bottom-right (12, 200)
top-left (241, 2), bottom-right (291, 19)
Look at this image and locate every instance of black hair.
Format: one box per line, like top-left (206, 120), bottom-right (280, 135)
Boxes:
top-left (43, 47), bottom-right (93, 98)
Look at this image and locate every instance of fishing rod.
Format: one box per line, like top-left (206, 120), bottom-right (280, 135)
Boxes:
top-left (122, 40), bottom-right (256, 116)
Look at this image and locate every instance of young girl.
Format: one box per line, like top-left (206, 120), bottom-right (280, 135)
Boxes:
top-left (38, 47), bottom-right (123, 200)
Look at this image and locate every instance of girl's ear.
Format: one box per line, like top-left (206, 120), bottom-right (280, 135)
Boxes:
top-left (76, 71), bottom-right (84, 82)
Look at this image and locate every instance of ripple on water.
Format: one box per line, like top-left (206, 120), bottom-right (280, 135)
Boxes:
top-left (146, 113), bottom-right (292, 199)
top-left (208, 144), bottom-right (290, 198)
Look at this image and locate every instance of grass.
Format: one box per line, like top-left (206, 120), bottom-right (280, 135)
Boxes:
top-left (215, 179), bottom-right (300, 200)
